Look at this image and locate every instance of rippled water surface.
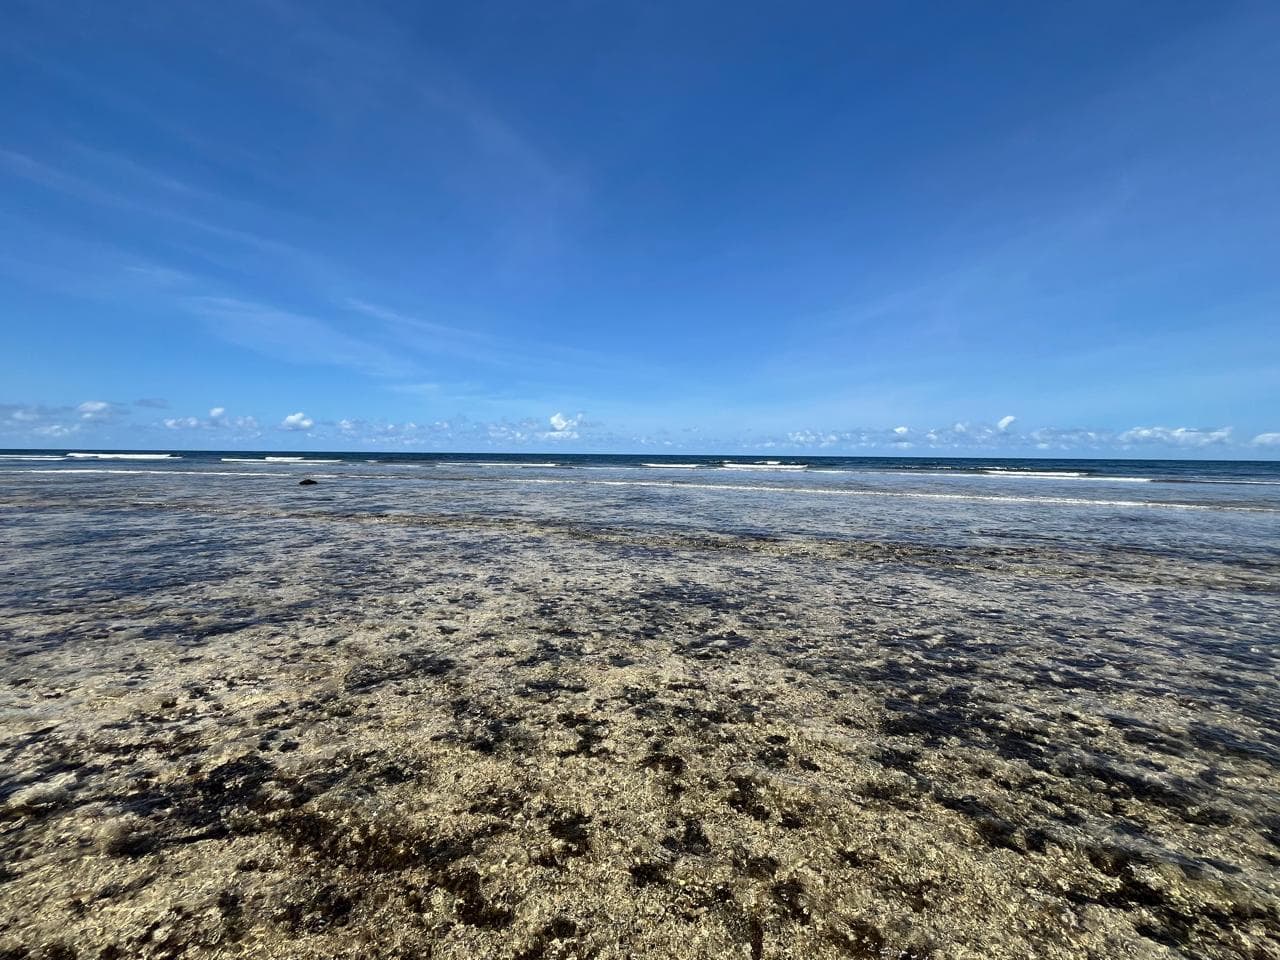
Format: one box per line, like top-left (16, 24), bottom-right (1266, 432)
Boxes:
top-left (1, 456), bottom-right (1277, 959)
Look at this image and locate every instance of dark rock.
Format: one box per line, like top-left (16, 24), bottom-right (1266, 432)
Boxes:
top-left (298, 479), bottom-right (318, 486)
top-left (628, 862), bottom-right (668, 886)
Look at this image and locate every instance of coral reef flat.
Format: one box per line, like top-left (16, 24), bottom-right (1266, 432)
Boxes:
top-left (0, 463), bottom-right (1278, 959)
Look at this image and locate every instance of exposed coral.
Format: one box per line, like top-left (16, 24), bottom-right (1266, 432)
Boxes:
top-left (0, 467), bottom-right (1277, 958)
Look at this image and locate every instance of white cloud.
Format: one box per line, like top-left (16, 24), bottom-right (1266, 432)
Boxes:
top-left (77, 400), bottom-right (120, 422)
top-left (489, 422), bottom-right (529, 442)
top-left (544, 411), bottom-right (582, 440)
top-left (725, 420), bottom-right (1251, 454)
top-left (4, 392), bottom-right (1267, 458)
top-left (1029, 427), bottom-right (1108, 449)
top-left (786, 431), bottom-right (822, 445)
top-left (1, 403), bottom-right (92, 437)
top-left (1118, 426), bottom-right (1232, 447)
top-left (157, 408), bottom-right (257, 434)
top-left (781, 427), bottom-right (931, 449)
top-left (281, 411), bottom-right (314, 431)
top-left (34, 423), bottom-right (77, 437)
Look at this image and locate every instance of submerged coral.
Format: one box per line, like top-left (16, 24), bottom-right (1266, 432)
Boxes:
top-left (0, 468), bottom-right (1277, 958)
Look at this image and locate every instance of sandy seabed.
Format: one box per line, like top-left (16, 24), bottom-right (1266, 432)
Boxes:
top-left (1, 476), bottom-right (1278, 959)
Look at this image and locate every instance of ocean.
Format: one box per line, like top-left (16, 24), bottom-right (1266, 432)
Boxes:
top-left (4, 449), bottom-right (1278, 561)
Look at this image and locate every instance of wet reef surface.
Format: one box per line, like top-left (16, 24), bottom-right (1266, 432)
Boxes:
top-left (0, 469), bottom-right (1278, 959)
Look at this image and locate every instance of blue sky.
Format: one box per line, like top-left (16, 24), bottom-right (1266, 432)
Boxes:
top-left (2, 0), bottom-right (1278, 455)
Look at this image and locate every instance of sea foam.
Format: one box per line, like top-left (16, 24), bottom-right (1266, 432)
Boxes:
top-left (66, 452), bottom-right (179, 460)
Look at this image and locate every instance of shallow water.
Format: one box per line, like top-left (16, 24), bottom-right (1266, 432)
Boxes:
top-left (0, 461), bottom-right (1277, 958)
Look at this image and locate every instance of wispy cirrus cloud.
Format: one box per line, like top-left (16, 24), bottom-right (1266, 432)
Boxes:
top-left (344, 297), bottom-right (622, 379)
top-left (240, 0), bottom-right (584, 265)
top-left (1, 125), bottom-right (593, 405)
top-left (0, 148), bottom-right (120, 208)
top-left (187, 297), bottom-right (416, 379)
top-left (0, 147), bottom-right (315, 271)
top-left (343, 298), bottom-right (516, 370)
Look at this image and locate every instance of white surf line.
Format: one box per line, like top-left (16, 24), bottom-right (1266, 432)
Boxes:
top-left (981, 471), bottom-right (1153, 483)
top-left (492, 476), bottom-right (1276, 513)
top-left (17, 468), bottom-right (325, 480)
top-left (742, 467), bottom-right (1158, 484)
top-left (1168, 478), bottom-right (1280, 486)
top-left (436, 461), bottom-right (563, 468)
top-left (983, 470), bottom-right (1088, 478)
top-left (66, 452), bottom-right (180, 460)
top-left (11, 468), bottom-right (1277, 512)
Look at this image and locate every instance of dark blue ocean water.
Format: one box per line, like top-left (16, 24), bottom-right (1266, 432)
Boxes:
top-left (3, 449), bottom-right (1279, 483)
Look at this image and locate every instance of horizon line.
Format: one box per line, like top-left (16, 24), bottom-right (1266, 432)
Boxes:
top-left (2, 447), bottom-right (1278, 464)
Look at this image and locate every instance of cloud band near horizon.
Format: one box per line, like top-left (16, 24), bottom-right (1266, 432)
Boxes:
top-left (2, 400), bottom-right (1277, 457)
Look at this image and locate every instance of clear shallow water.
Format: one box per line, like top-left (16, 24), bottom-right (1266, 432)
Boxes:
top-left (3, 450), bottom-right (1278, 562)
top-left (1, 452), bottom-right (1278, 958)
top-left (6, 451), bottom-right (1279, 504)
